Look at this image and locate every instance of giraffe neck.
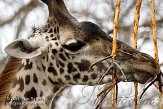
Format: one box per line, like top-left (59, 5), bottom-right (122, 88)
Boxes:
top-left (1, 18), bottom-right (63, 109)
top-left (1, 57), bottom-right (62, 109)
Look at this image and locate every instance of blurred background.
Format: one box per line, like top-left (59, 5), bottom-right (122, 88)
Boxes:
top-left (0, 0), bottom-right (163, 109)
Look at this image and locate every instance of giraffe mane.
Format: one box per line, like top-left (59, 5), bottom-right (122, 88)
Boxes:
top-left (0, 57), bottom-right (22, 108)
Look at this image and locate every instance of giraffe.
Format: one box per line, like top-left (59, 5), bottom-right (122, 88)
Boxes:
top-left (0, 0), bottom-right (161, 109)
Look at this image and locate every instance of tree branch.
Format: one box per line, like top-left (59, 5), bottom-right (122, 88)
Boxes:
top-left (0, 0), bottom-right (41, 27)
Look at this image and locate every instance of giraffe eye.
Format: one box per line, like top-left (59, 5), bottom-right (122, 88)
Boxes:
top-left (63, 40), bottom-right (86, 52)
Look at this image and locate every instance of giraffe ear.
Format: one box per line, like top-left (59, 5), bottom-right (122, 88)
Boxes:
top-left (5, 39), bottom-right (42, 59)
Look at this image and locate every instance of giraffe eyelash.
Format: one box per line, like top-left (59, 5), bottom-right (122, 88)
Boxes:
top-left (62, 40), bottom-right (86, 52)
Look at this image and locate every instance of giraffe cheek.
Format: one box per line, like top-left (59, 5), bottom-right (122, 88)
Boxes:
top-left (74, 59), bottom-right (91, 72)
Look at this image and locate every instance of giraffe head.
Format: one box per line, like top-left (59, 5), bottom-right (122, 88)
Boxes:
top-left (4, 0), bottom-right (160, 88)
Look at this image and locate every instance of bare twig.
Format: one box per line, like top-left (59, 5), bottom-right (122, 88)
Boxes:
top-left (140, 77), bottom-right (157, 99)
top-left (114, 62), bottom-right (127, 82)
top-left (111, 0), bottom-right (121, 108)
top-left (50, 86), bottom-right (70, 109)
top-left (88, 56), bottom-right (112, 72)
top-left (132, 0), bottom-right (142, 108)
top-left (150, 0), bottom-right (162, 108)
top-left (150, 0), bottom-right (159, 62)
top-left (95, 86), bottom-right (112, 109)
top-left (98, 65), bottom-right (113, 84)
